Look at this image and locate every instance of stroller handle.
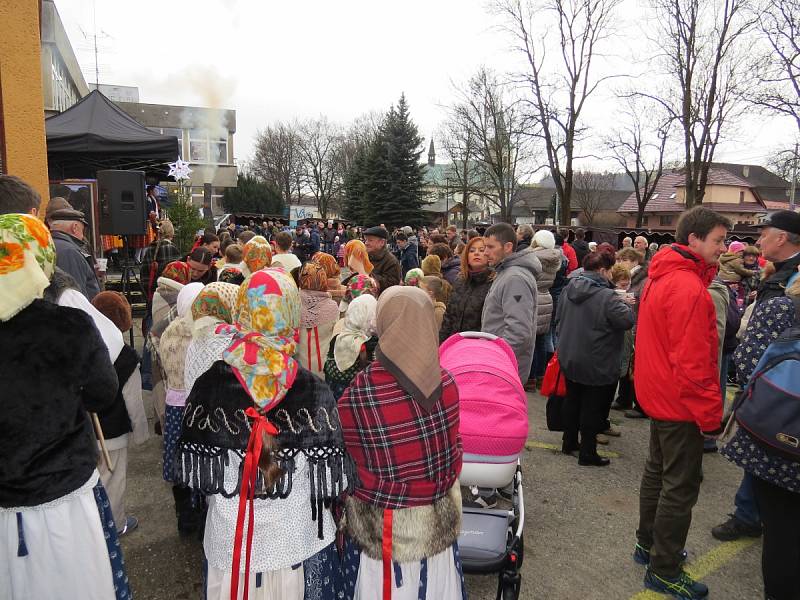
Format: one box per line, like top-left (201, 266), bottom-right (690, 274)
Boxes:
top-left (457, 331), bottom-right (499, 341)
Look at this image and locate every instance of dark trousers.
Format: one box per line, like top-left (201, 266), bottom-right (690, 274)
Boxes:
top-left (561, 379), bottom-right (616, 459)
top-left (752, 477), bottom-right (800, 600)
top-left (637, 420), bottom-right (703, 578)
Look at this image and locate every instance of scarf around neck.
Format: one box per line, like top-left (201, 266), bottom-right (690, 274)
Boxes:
top-left (375, 286), bottom-right (442, 410)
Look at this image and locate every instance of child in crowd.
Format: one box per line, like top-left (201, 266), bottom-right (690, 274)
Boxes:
top-left (420, 275), bottom-right (449, 330)
top-left (216, 242), bottom-right (243, 274)
top-left (90, 291), bottom-right (150, 535)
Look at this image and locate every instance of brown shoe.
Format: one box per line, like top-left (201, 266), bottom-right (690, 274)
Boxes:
top-left (603, 424), bottom-right (621, 437)
top-left (596, 434), bottom-right (610, 445)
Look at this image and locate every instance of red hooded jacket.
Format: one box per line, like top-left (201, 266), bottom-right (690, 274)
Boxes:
top-left (634, 245), bottom-right (722, 433)
top-left (562, 242), bottom-right (579, 274)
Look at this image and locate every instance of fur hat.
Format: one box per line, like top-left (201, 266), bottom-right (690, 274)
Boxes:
top-left (532, 229), bottom-right (556, 250)
top-left (91, 291), bottom-right (132, 332)
top-left (421, 255), bottom-right (442, 277)
top-left (728, 241), bottom-right (746, 254)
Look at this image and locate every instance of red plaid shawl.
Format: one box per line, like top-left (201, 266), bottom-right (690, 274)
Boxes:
top-left (338, 363), bottom-right (462, 509)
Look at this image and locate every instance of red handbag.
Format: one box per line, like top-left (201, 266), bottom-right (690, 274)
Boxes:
top-left (540, 352), bottom-right (567, 397)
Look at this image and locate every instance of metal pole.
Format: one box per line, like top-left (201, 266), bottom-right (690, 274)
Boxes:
top-left (790, 142), bottom-right (798, 212)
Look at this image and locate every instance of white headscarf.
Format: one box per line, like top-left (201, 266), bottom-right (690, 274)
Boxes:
top-left (176, 282), bottom-right (204, 319)
top-left (334, 294), bottom-right (377, 371)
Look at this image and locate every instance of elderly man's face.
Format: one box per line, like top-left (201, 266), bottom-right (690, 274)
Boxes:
top-left (364, 235), bottom-right (384, 253)
top-left (634, 237), bottom-right (648, 251)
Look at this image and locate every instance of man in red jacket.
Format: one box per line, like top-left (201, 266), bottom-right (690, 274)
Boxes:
top-left (633, 206), bottom-right (731, 599)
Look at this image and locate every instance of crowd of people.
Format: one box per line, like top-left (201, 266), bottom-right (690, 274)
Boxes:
top-left (1, 170), bottom-right (799, 600)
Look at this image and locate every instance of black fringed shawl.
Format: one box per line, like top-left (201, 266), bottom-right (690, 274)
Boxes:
top-left (175, 360), bottom-right (355, 538)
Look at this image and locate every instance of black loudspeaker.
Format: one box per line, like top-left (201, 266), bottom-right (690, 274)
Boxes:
top-left (97, 170), bottom-right (147, 235)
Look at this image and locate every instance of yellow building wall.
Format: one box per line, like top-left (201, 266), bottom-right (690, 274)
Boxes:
top-left (0, 0), bottom-right (50, 212)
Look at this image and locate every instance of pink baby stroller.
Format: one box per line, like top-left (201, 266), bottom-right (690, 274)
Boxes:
top-left (439, 332), bottom-right (529, 600)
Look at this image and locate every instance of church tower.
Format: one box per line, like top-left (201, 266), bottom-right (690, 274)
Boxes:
top-left (428, 138), bottom-right (436, 167)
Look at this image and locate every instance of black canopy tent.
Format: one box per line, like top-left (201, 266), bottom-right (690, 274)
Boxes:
top-left (46, 90), bottom-right (179, 180)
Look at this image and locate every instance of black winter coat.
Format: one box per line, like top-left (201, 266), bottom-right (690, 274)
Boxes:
top-left (572, 239), bottom-right (590, 268)
top-left (0, 301), bottom-right (118, 507)
top-left (758, 253), bottom-right (800, 303)
top-left (439, 269), bottom-right (494, 343)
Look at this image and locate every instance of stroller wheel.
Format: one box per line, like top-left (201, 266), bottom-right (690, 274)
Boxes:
top-left (500, 574), bottom-right (522, 600)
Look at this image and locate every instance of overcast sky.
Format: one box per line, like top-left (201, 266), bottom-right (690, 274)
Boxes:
top-left (57, 0), bottom-right (797, 177)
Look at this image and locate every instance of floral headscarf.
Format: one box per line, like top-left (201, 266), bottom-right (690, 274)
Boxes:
top-left (218, 266), bottom-right (245, 285)
top-left (222, 269), bottom-right (300, 411)
top-left (404, 268), bottom-right (425, 288)
top-left (0, 214), bottom-right (56, 321)
top-left (344, 239), bottom-right (373, 274)
top-left (298, 262), bottom-right (328, 292)
top-left (161, 261), bottom-right (191, 285)
top-left (312, 252), bottom-right (340, 279)
top-left (191, 281), bottom-right (239, 324)
top-left (242, 235), bottom-right (272, 276)
top-left (344, 273), bottom-right (377, 304)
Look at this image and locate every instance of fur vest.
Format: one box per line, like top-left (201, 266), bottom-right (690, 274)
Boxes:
top-left (345, 483), bottom-right (461, 563)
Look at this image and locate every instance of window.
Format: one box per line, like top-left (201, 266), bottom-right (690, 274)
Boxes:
top-left (642, 216), bottom-right (649, 226)
top-left (188, 129), bottom-right (228, 164)
top-left (659, 215), bottom-right (674, 226)
top-left (189, 129), bottom-right (209, 163)
top-left (50, 54), bottom-right (79, 113)
top-left (739, 190), bottom-right (745, 203)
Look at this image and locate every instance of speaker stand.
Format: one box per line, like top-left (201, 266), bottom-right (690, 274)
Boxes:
top-left (119, 236), bottom-right (144, 347)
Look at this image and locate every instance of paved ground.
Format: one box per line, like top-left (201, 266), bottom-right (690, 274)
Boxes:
top-left (120, 366), bottom-right (763, 600)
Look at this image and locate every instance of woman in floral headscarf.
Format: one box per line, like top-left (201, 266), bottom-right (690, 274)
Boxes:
top-left (159, 281), bottom-right (204, 535)
top-left (241, 235), bottom-right (272, 277)
top-left (404, 267), bottom-right (425, 288)
top-left (338, 272), bottom-right (378, 315)
top-left (344, 239), bottom-right (373, 278)
top-left (0, 213), bottom-right (130, 600)
top-left (312, 251), bottom-right (346, 301)
top-left (183, 281), bottom-right (240, 393)
top-left (296, 262), bottom-right (339, 377)
top-left (175, 269), bottom-right (351, 600)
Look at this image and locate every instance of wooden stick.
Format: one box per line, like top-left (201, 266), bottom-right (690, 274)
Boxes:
top-left (91, 412), bottom-right (113, 473)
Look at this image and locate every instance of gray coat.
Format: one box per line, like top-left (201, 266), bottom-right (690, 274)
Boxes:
top-left (532, 247), bottom-right (562, 335)
top-left (482, 247), bottom-right (541, 382)
top-left (556, 271), bottom-right (634, 385)
top-left (52, 231), bottom-right (100, 301)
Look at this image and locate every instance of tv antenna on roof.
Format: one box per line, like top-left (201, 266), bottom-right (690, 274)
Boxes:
top-left (78, 2), bottom-right (112, 89)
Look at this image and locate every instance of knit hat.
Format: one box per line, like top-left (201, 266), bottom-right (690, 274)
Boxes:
top-left (91, 291), bottom-right (132, 332)
top-left (421, 255), bottom-right (442, 277)
top-left (0, 213), bottom-right (56, 321)
top-left (404, 268), bottom-right (425, 287)
top-left (533, 229), bottom-right (556, 250)
top-left (728, 241), bottom-right (746, 254)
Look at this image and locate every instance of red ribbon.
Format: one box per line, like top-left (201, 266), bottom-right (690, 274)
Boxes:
top-left (229, 407), bottom-right (279, 600)
top-left (382, 508), bottom-right (393, 600)
top-left (314, 327), bottom-right (322, 371)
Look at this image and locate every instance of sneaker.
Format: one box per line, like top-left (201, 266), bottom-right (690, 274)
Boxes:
top-left (644, 569), bottom-right (708, 599)
top-left (711, 514), bottom-right (762, 541)
top-left (625, 409), bottom-right (648, 419)
top-left (633, 543), bottom-right (688, 566)
top-left (603, 424), bottom-right (621, 437)
top-left (117, 515), bottom-right (138, 537)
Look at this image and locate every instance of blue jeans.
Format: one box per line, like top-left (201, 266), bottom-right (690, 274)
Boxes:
top-left (733, 472), bottom-right (760, 527)
top-left (530, 331), bottom-right (552, 380)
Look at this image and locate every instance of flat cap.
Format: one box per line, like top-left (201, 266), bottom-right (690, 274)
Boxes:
top-left (755, 210), bottom-right (800, 235)
top-left (363, 226), bottom-right (388, 240)
top-left (48, 207), bottom-right (88, 225)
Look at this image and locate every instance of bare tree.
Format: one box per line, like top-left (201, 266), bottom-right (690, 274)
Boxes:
top-left (438, 112), bottom-right (491, 229)
top-left (571, 171), bottom-right (616, 225)
top-left (644, 0), bottom-right (755, 207)
top-left (451, 67), bottom-right (536, 222)
top-left (296, 117), bottom-right (343, 220)
top-left (604, 97), bottom-right (669, 227)
top-left (495, 0), bottom-right (621, 225)
top-left (252, 122), bottom-right (301, 206)
top-left (752, 0), bottom-right (800, 133)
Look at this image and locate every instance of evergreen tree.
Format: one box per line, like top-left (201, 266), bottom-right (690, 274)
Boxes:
top-left (222, 172), bottom-right (285, 215)
top-left (342, 143), bottom-right (370, 224)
